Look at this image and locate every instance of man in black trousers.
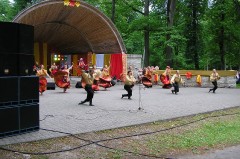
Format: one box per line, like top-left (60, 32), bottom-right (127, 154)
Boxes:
top-left (209, 69), bottom-right (220, 93)
top-left (79, 69), bottom-right (95, 106)
top-left (122, 70), bottom-right (136, 99)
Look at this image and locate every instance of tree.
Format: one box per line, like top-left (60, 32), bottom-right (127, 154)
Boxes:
top-left (0, 0), bottom-right (14, 22)
top-left (165, 0), bottom-right (176, 67)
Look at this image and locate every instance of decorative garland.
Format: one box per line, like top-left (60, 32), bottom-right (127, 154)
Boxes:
top-left (64, 0), bottom-right (80, 7)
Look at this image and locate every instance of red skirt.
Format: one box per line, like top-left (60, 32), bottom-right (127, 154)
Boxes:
top-left (160, 74), bottom-right (171, 89)
top-left (142, 76), bottom-right (152, 87)
top-left (99, 76), bottom-right (112, 88)
top-left (39, 76), bottom-right (47, 93)
top-left (54, 71), bottom-right (70, 89)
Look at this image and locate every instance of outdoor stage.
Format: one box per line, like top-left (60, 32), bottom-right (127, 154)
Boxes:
top-left (0, 84), bottom-right (240, 145)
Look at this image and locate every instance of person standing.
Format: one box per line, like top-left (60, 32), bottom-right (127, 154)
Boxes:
top-left (170, 70), bottom-right (183, 95)
top-left (121, 70), bottom-right (136, 99)
top-left (236, 70), bottom-right (240, 84)
top-left (79, 69), bottom-right (95, 106)
top-left (209, 69), bottom-right (220, 93)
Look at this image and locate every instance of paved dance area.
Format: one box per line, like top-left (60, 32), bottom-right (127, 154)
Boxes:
top-left (1, 84), bottom-right (240, 145)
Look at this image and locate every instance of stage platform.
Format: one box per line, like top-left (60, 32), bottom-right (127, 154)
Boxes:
top-left (0, 84), bottom-right (240, 145)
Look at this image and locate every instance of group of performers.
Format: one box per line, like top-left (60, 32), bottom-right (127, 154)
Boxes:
top-left (34, 59), bottom-right (221, 105)
top-left (131, 65), bottom-right (221, 95)
top-left (34, 58), bottom-right (114, 105)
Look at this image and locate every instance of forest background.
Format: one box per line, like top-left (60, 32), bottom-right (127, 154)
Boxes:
top-left (1, 0), bottom-right (240, 70)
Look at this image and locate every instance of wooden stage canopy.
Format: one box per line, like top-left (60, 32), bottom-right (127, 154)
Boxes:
top-left (13, 0), bottom-right (126, 54)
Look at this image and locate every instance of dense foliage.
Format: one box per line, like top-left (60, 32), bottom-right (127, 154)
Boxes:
top-left (1, 0), bottom-right (240, 70)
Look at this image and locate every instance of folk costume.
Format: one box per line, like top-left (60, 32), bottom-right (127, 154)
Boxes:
top-left (160, 66), bottom-right (172, 89)
top-left (209, 69), bottom-right (220, 93)
top-left (142, 67), bottom-right (153, 88)
top-left (54, 64), bottom-right (73, 93)
top-left (36, 65), bottom-right (51, 95)
top-left (122, 71), bottom-right (136, 99)
top-left (81, 66), bottom-right (101, 91)
top-left (99, 65), bottom-right (112, 89)
top-left (170, 70), bottom-right (183, 95)
top-left (79, 69), bottom-right (95, 106)
top-left (49, 63), bottom-right (58, 77)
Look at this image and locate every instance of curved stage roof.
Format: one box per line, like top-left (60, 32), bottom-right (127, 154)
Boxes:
top-left (13, 0), bottom-right (126, 54)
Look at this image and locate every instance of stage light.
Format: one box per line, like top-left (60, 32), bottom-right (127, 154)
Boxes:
top-left (4, 69), bottom-right (9, 74)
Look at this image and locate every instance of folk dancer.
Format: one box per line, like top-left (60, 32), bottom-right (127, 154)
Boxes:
top-left (170, 70), bottom-right (183, 95)
top-left (33, 61), bottom-right (40, 74)
top-left (49, 62), bottom-right (58, 77)
top-left (99, 64), bottom-right (112, 89)
top-left (54, 63), bottom-right (73, 93)
top-left (121, 70), bottom-right (136, 99)
top-left (79, 68), bottom-right (95, 106)
top-left (153, 66), bottom-right (159, 85)
top-left (209, 69), bottom-right (220, 93)
top-left (160, 66), bottom-right (172, 88)
top-left (36, 64), bottom-right (51, 95)
top-left (142, 66), bottom-right (153, 88)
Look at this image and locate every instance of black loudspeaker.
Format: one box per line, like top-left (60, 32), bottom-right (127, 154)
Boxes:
top-left (0, 54), bottom-right (34, 76)
top-left (0, 54), bottom-right (18, 76)
top-left (20, 76), bottom-right (39, 103)
top-left (0, 107), bottom-right (19, 137)
top-left (18, 54), bottom-right (34, 76)
top-left (0, 22), bottom-right (34, 76)
top-left (47, 82), bottom-right (55, 90)
top-left (20, 104), bottom-right (39, 130)
top-left (0, 22), bottom-right (19, 54)
top-left (18, 24), bottom-right (34, 54)
top-left (0, 77), bottom-right (18, 107)
top-left (0, 22), bottom-right (34, 54)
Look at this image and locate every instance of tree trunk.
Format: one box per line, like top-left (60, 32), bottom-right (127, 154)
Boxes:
top-left (143, 0), bottom-right (150, 67)
top-left (165, 0), bottom-right (176, 67)
top-left (192, 0), bottom-right (199, 69)
top-left (111, 0), bottom-right (116, 23)
top-left (219, 0), bottom-right (225, 70)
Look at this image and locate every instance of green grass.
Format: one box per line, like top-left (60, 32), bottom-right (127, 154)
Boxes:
top-left (237, 84), bottom-right (240, 88)
top-left (1, 107), bottom-right (240, 158)
top-left (145, 114), bottom-right (240, 155)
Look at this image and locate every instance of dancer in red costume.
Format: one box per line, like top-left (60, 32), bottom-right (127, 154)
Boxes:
top-left (36, 64), bottom-right (51, 95)
top-left (160, 66), bottom-right (172, 88)
top-left (54, 63), bottom-right (73, 93)
top-left (49, 62), bottom-right (58, 77)
top-left (76, 58), bottom-right (87, 76)
top-left (142, 66), bottom-right (153, 88)
top-left (99, 64), bottom-right (112, 90)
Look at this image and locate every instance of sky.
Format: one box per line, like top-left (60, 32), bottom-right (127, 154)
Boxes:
top-left (9, 0), bottom-right (14, 3)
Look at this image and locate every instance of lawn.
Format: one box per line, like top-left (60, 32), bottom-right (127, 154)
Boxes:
top-left (0, 107), bottom-right (240, 159)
